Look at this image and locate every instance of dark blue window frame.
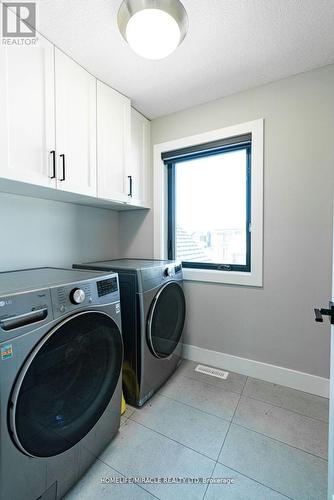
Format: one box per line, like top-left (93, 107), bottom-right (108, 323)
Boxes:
top-left (165, 141), bottom-right (252, 272)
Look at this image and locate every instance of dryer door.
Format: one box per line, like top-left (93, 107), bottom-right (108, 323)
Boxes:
top-left (147, 282), bottom-right (186, 359)
top-left (9, 311), bottom-right (123, 458)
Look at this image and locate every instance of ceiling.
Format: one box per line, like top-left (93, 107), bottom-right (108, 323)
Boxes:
top-left (35, 0), bottom-right (334, 119)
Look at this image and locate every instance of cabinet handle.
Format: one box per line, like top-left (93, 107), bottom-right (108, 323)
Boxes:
top-left (50, 150), bottom-right (56, 179)
top-left (128, 175), bottom-right (133, 197)
top-left (59, 154), bottom-right (66, 181)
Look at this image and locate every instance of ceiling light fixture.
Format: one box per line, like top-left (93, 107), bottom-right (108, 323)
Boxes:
top-left (118, 0), bottom-right (188, 60)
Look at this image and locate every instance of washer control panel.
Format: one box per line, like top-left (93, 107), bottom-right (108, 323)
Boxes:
top-left (54, 282), bottom-right (92, 315)
top-left (51, 274), bottom-right (119, 318)
top-left (97, 277), bottom-right (118, 297)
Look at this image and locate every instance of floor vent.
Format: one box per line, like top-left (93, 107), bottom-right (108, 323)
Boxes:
top-left (195, 364), bottom-right (229, 380)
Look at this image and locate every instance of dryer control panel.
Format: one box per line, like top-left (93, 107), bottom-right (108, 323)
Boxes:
top-left (140, 262), bottom-right (183, 293)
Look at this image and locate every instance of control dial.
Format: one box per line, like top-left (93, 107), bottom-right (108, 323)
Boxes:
top-left (164, 267), bottom-right (174, 278)
top-left (70, 288), bottom-right (86, 304)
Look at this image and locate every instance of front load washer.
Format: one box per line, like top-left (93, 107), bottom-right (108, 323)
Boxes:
top-left (73, 259), bottom-right (186, 407)
top-left (0, 267), bottom-right (123, 500)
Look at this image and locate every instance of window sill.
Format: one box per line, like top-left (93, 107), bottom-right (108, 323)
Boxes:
top-left (182, 267), bottom-right (263, 287)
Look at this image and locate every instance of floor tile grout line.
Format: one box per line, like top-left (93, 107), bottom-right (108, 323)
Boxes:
top-left (75, 369), bottom-right (324, 500)
top-left (176, 369), bottom-right (328, 424)
top-left (126, 416), bottom-right (217, 463)
top-left (132, 374), bottom-right (328, 432)
top-left (173, 371), bottom-right (328, 449)
top-left (201, 461), bottom-right (219, 500)
top-left (202, 383), bottom-right (244, 500)
top-left (158, 387), bottom-right (328, 430)
top-left (178, 364), bottom-right (328, 421)
top-left (181, 361), bottom-right (329, 402)
top-left (217, 462), bottom-right (294, 500)
top-left (142, 373), bottom-right (327, 489)
top-left (133, 373), bottom-right (327, 462)
top-left (224, 420), bottom-right (328, 462)
top-left (76, 445), bottom-right (161, 500)
top-left (240, 375), bottom-right (248, 396)
top-left (174, 371), bottom-right (245, 397)
top-left (120, 408), bottom-right (136, 426)
top-left (238, 393), bottom-right (329, 424)
top-left (123, 408), bottom-right (136, 418)
top-left (219, 389), bottom-right (243, 456)
top-left (156, 391), bottom-right (233, 423)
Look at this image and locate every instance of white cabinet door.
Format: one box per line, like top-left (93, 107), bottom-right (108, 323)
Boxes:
top-left (97, 81), bottom-right (130, 203)
top-left (55, 49), bottom-right (96, 197)
top-left (0, 35), bottom-right (56, 187)
top-left (129, 108), bottom-right (150, 207)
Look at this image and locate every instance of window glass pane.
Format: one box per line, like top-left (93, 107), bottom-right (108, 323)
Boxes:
top-left (175, 149), bottom-right (247, 266)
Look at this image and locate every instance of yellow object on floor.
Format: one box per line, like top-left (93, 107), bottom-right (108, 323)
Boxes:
top-left (121, 393), bottom-right (126, 415)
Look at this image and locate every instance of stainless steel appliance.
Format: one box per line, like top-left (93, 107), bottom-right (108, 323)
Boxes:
top-left (73, 259), bottom-right (185, 407)
top-left (0, 267), bottom-right (123, 500)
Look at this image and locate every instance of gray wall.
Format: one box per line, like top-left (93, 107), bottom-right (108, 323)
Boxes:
top-left (0, 192), bottom-right (120, 271)
top-left (1, 65), bottom-right (333, 379)
top-left (124, 65), bottom-right (334, 378)
top-left (119, 210), bottom-right (153, 258)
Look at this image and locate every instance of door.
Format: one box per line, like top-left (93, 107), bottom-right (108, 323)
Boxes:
top-left (0, 34), bottom-right (56, 187)
top-left (128, 107), bottom-right (150, 207)
top-left (315, 213), bottom-right (334, 499)
top-left (97, 80), bottom-right (130, 203)
top-left (9, 311), bottom-right (122, 458)
top-left (147, 282), bottom-right (186, 358)
top-left (55, 49), bottom-right (97, 196)
top-left (328, 214), bottom-right (334, 499)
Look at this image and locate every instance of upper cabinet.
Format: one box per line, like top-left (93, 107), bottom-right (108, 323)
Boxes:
top-left (55, 49), bottom-right (97, 197)
top-left (97, 81), bottom-right (130, 203)
top-left (128, 108), bottom-right (151, 208)
top-left (0, 40), bottom-right (150, 210)
top-left (0, 35), bottom-right (56, 188)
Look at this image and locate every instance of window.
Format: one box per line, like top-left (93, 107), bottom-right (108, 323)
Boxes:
top-left (163, 135), bottom-right (251, 272)
top-left (153, 119), bottom-right (263, 286)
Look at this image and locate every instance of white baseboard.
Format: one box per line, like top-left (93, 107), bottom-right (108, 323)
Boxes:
top-left (182, 344), bottom-right (329, 398)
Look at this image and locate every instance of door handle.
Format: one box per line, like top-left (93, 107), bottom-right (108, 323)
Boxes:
top-left (314, 302), bottom-right (334, 324)
top-left (59, 154), bottom-right (66, 181)
top-left (50, 150), bottom-right (56, 179)
top-left (0, 308), bottom-right (48, 331)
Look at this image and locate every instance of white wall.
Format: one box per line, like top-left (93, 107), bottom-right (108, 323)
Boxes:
top-left (0, 192), bottom-right (120, 271)
top-left (123, 64), bottom-right (334, 379)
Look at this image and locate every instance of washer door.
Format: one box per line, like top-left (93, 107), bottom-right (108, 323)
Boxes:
top-left (147, 282), bottom-right (186, 359)
top-left (10, 311), bottom-right (123, 458)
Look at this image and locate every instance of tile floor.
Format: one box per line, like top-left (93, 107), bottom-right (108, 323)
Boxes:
top-left (66, 360), bottom-right (329, 500)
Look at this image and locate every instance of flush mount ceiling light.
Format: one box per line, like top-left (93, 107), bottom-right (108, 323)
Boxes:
top-left (118, 0), bottom-right (188, 60)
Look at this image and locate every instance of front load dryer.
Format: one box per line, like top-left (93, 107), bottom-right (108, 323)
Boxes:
top-left (73, 259), bottom-right (186, 407)
top-left (0, 267), bottom-right (123, 500)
